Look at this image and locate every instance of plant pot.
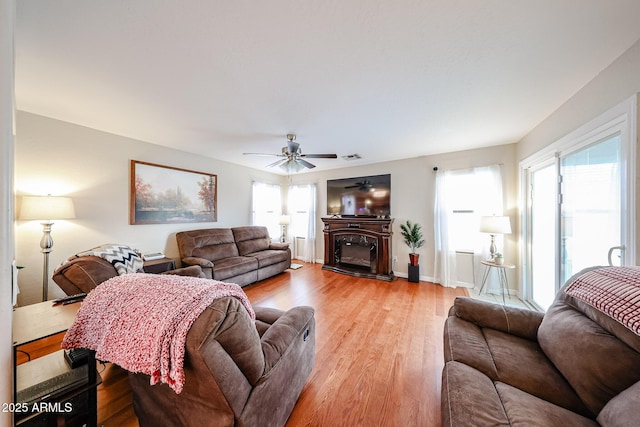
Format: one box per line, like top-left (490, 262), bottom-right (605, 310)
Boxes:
top-left (494, 257), bottom-right (504, 265)
top-left (409, 253), bottom-right (420, 266)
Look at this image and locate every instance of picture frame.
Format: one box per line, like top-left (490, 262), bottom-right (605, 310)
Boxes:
top-left (130, 160), bottom-right (217, 225)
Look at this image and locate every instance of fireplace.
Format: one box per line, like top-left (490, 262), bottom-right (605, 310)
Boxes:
top-left (336, 235), bottom-right (377, 273)
top-left (322, 217), bottom-right (393, 281)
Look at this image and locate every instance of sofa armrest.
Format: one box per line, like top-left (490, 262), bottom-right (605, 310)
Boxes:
top-left (451, 296), bottom-right (544, 341)
top-left (260, 306), bottom-right (315, 373)
top-left (181, 256), bottom-right (214, 268)
top-left (161, 265), bottom-right (206, 278)
top-left (269, 242), bottom-right (289, 251)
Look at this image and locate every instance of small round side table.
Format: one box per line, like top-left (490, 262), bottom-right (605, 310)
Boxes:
top-left (478, 260), bottom-right (515, 305)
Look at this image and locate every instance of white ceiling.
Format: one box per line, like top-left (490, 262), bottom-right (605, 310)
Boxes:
top-left (15, 1), bottom-right (640, 174)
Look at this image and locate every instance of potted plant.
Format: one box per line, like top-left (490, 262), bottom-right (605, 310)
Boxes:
top-left (400, 220), bottom-right (425, 266)
top-left (493, 252), bottom-right (504, 265)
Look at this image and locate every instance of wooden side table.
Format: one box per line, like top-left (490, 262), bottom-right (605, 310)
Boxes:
top-left (143, 257), bottom-right (176, 274)
top-left (478, 260), bottom-right (515, 305)
top-left (13, 300), bottom-right (101, 426)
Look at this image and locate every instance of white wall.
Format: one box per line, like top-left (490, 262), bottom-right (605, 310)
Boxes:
top-left (518, 39), bottom-right (640, 160)
top-left (15, 111), bottom-right (283, 305)
top-left (288, 143), bottom-right (518, 286)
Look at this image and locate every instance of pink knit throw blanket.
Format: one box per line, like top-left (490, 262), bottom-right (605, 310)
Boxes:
top-left (61, 273), bottom-right (255, 394)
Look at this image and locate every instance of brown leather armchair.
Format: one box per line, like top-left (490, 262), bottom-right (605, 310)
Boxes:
top-left (52, 255), bottom-right (204, 295)
top-left (128, 296), bottom-right (316, 427)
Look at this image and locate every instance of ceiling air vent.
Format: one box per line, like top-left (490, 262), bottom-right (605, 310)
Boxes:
top-left (342, 154), bottom-right (362, 161)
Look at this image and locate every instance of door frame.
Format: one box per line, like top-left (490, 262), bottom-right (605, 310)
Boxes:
top-left (519, 95), bottom-right (637, 307)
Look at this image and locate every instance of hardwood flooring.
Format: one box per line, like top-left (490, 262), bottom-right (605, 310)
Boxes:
top-left (247, 264), bottom-right (467, 427)
top-left (25, 263), bottom-right (468, 426)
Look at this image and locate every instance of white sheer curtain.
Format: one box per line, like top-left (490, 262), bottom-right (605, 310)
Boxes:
top-left (433, 165), bottom-right (503, 287)
top-left (288, 184), bottom-right (317, 263)
top-left (251, 181), bottom-right (282, 239)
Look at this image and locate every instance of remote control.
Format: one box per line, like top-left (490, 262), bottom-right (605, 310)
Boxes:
top-left (52, 293), bottom-right (87, 305)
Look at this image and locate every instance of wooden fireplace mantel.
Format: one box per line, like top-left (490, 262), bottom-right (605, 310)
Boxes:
top-left (321, 217), bottom-right (394, 281)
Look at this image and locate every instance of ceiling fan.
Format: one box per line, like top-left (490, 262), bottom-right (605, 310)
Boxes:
top-left (345, 180), bottom-right (374, 192)
top-left (244, 134), bottom-right (337, 173)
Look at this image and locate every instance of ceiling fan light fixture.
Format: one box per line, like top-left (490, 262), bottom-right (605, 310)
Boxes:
top-left (244, 133), bottom-right (337, 172)
top-left (280, 159), bottom-right (305, 173)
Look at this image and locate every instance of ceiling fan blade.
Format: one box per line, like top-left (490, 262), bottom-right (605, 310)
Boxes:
top-left (266, 158), bottom-right (288, 168)
top-left (301, 153), bottom-right (338, 159)
top-left (297, 158), bottom-right (316, 169)
top-left (243, 152), bottom-right (283, 157)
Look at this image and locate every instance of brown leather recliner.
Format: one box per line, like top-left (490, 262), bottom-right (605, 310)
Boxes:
top-left (442, 266), bottom-right (640, 426)
top-left (52, 255), bottom-right (205, 295)
top-left (128, 296), bottom-right (316, 427)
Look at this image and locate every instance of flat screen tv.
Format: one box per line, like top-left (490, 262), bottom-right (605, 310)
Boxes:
top-left (327, 174), bottom-right (391, 217)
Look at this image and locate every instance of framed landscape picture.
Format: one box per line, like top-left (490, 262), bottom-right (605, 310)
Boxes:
top-left (130, 160), bottom-right (217, 224)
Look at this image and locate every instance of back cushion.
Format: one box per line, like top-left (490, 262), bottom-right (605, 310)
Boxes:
top-left (232, 226), bottom-right (271, 255)
top-left (52, 256), bottom-right (118, 295)
top-left (538, 299), bottom-right (640, 416)
top-left (176, 229), bottom-right (239, 261)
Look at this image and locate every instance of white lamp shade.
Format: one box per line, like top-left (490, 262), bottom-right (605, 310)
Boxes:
top-left (278, 215), bottom-right (290, 225)
top-left (479, 215), bottom-right (511, 234)
top-left (20, 195), bottom-right (76, 221)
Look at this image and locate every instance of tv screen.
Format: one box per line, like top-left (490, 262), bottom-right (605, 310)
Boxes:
top-left (327, 174), bottom-right (391, 217)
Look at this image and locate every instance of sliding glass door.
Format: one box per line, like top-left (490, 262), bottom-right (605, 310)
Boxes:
top-left (523, 97), bottom-right (635, 310)
top-left (530, 161), bottom-right (557, 309)
top-left (560, 135), bottom-right (622, 284)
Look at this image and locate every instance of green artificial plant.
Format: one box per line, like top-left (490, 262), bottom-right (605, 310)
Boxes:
top-left (400, 220), bottom-right (425, 254)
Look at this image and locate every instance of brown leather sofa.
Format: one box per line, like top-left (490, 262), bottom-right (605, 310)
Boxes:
top-left (176, 226), bottom-right (291, 286)
top-left (442, 266), bottom-right (640, 426)
top-left (128, 296), bottom-right (316, 427)
top-left (52, 255), bottom-right (204, 295)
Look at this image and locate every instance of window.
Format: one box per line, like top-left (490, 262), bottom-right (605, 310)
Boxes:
top-left (287, 184), bottom-right (317, 262)
top-left (289, 185), bottom-right (311, 238)
top-left (251, 182), bottom-right (281, 239)
top-left (434, 165), bottom-right (504, 287)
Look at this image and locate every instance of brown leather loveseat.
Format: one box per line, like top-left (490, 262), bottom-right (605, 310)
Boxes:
top-left (176, 226), bottom-right (291, 286)
top-left (442, 266), bottom-right (640, 426)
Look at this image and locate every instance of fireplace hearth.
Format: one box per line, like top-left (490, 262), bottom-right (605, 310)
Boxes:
top-left (322, 217), bottom-right (394, 281)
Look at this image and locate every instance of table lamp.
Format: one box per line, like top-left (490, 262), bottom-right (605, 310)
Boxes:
top-left (20, 195), bottom-right (76, 301)
top-left (278, 215), bottom-right (290, 243)
top-left (479, 215), bottom-right (511, 261)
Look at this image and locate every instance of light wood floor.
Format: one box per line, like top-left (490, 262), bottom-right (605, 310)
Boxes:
top-left (43, 263), bottom-right (468, 426)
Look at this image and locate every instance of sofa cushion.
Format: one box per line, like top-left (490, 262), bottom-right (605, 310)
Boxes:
top-left (444, 315), bottom-right (589, 416)
top-left (177, 229), bottom-right (240, 261)
top-left (443, 316), bottom-right (498, 379)
top-left (441, 361), bottom-right (509, 426)
top-left (213, 257), bottom-right (258, 281)
top-left (538, 300), bottom-right (640, 416)
top-left (495, 382), bottom-right (599, 427)
top-left (232, 226), bottom-right (271, 256)
top-left (249, 249), bottom-right (290, 269)
top-left (597, 381), bottom-right (640, 427)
